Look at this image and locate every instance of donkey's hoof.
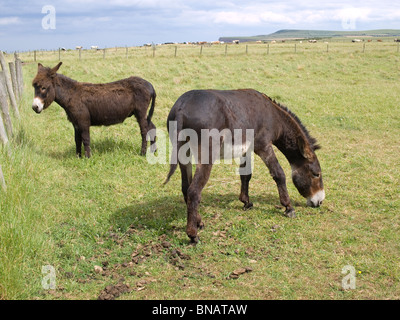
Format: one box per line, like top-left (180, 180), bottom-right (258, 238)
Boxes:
top-left (150, 143), bottom-right (157, 153)
top-left (242, 202), bottom-right (253, 211)
top-left (189, 236), bottom-right (199, 245)
top-left (284, 208), bottom-right (296, 218)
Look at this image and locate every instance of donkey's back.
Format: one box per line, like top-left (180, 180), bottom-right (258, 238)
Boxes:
top-left (168, 89), bottom-right (272, 134)
top-left (78, 76), bottom-right (156, 126)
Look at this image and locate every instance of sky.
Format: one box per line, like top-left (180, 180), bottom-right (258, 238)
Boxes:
top-left (0, 0), bottom-right (399, 52)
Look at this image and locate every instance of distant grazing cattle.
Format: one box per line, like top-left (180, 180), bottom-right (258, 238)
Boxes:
top-left (232, 40), bottom-right (240, 44)
top-left (76, 46), bottom-right (83, 50)
top-left (352, 39), bottom-right (362, 43)
top-left (308, 40), bottom-right (317, 43)
top-left (377, 39), bottom-right (383, 42)
top-left (394, 39), bottom-right (400, 42)
top-left (91, 46), bottom-right (99, 50)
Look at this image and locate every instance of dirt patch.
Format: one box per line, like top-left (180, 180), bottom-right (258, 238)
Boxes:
top-left (98, 282), bottom-right (131, 300)
top-left (227, 266), bottom-right (253, 279)
top-left (130, 235), bottom-right (191, 270)
top-left (96, 235), bottom-right (193, 299)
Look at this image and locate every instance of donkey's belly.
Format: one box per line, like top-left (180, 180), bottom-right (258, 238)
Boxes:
top-left (90, 111), bottom-right (130, 126)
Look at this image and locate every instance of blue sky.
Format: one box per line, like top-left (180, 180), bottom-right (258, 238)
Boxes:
top-left (1, 0), bottom-right (399, 52)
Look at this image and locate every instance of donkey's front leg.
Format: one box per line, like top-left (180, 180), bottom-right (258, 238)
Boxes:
top-left (256, 145), bottom-right (295, 218)
top-left (186, 163), bottom-right (212, 244)
top-left (74, 127), bottom-right (82, 158)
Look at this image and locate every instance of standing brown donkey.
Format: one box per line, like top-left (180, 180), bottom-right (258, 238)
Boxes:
top-left (32, 62), bottom-right (156, 157)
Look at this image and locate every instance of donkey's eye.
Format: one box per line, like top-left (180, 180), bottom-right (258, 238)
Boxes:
top-left (312, 172), bottom-right (321, 179)
top-left (41, 87), bottom-right (47, 91)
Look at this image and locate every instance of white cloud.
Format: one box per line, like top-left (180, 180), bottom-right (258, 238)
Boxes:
top-left (205, 2), bottom-right (400, 28)
top-left (0, 17), bottom-right (21, 25)
top-left (2, 0), bottom-right (400, 51)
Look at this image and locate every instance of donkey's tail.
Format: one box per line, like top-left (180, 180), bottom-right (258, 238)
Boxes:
top-left (164, 112), bottom-right (183, 185)
top-left (164, 163), bottom-right (177, 185)
top-left (147, 87), bottom-right (156, 125)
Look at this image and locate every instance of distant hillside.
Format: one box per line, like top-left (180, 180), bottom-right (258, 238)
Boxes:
top-left (219, 29), bottom-right (400, 42)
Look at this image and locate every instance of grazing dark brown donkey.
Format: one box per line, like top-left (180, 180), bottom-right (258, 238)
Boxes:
top-left (32, 62), bottom-right (156, 157)
top-left (165, 89), bottom-right (325, 244)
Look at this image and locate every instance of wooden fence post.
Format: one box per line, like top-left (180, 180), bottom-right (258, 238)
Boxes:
top-left (0, 164), bottom-right (6, 191)
top-left (9, 62), bottom-right (19, 101)
top-left (0, 71), bottom-right (13, 138)
top-left (0, 51), bottom-right (20, 119)
top-left (0, 111), bottom-right (8, 145)
top-left (14, 54), bottom-right (23, 99)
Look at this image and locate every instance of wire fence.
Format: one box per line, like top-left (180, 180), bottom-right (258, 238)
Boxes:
top-left (9, 39), bottom-right (400, 63)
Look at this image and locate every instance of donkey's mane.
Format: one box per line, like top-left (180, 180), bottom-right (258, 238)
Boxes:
top-left (268, 96), bottom-right (320, 151)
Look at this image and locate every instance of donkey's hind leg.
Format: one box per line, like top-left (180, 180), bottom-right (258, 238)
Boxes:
top-left (179, 161), bottom-right (192, 204)
top-left (238, 153), bottom-right (253, 210)
top-left (186, 163), bottom-right (212, 244)
top-left (135, 111), bottom-right (149, 156)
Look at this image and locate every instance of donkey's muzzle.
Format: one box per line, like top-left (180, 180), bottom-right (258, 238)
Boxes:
top-left (32, 98), bottom-right (44, 113)
top-left (32, 105), bottom-right (41, 113)
top-left (307, 190), bottom-right (325, 208)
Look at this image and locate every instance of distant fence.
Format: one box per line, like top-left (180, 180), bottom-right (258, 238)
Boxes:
top-left (13, 40), bottom-right (400, 62)
top-left (0, 50), bottom-right (24, 191)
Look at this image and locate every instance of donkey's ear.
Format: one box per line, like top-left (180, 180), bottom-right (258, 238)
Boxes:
top-left (50, 62), bottom-right (62, 75)
top-left (38, 63), bottom-right (44, 69)
top-left (297, 137), bottom-right (313, 160)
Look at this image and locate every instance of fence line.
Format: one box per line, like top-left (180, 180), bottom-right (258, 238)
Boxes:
top-left (14, 41), bottom-right (400, 62)
top-left (0, 50), bottom-right (24, 192)
top-left (0, 51), bottom-right (20, 119)
top-left (0, 72), bottom-right (13, 139)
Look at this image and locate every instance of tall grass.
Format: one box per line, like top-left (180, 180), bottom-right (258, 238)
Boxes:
top-left (0, 43), bottom-right (399, 299)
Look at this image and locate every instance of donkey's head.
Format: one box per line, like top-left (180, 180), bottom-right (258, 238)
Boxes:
top-left (31, 62), bottom-right (62, 113)
top-left (291, 137), bottom-right (325, 208)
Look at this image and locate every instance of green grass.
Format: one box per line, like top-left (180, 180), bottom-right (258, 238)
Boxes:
top-left (1, 42), bottom-right (399, 299)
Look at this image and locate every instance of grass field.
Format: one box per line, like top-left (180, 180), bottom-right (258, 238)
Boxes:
top-left (0, 41), bottom-right (399, 299)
